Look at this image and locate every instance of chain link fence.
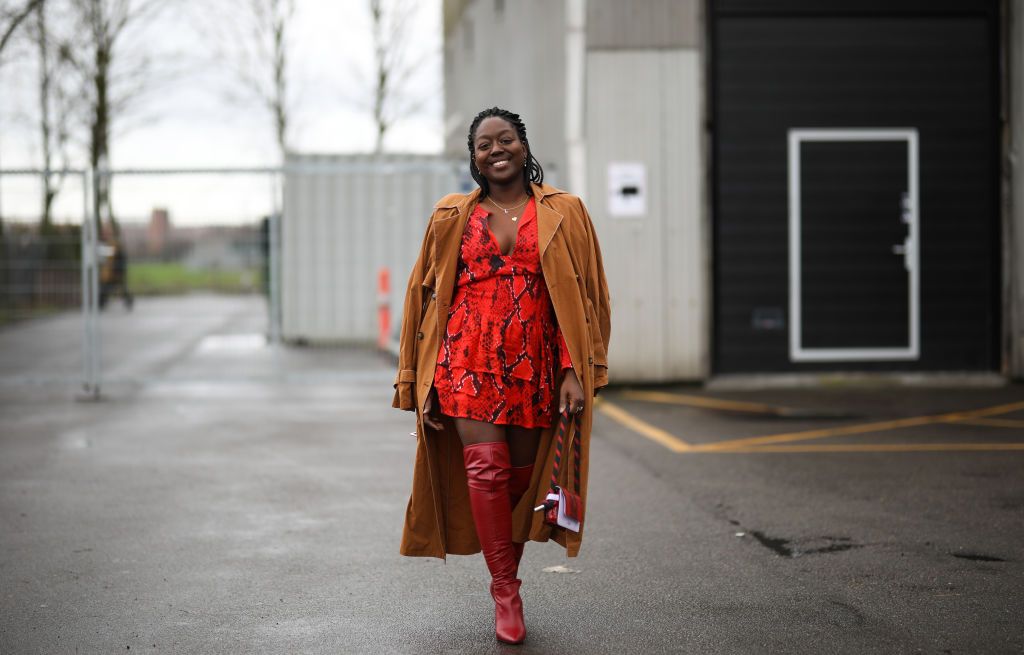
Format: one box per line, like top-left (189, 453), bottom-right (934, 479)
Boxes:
top-left (0, 167), bottom-right (281, 396)
top-left (1, 157), bottom-right (462, 397)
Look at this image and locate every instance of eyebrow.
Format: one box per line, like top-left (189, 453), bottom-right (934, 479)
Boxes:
top-left (476, 129), bottom-right (515, 143)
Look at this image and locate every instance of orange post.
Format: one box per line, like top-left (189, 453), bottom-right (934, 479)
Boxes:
top-left (378, 267), bottom-right (391, 349)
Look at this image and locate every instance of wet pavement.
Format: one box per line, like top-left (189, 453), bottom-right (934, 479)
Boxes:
top-left (1, 295), bottom-right (1022, 653)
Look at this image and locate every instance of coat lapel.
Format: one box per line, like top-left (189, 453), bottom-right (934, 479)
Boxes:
top-left (432, 188), bottom-right (479, 313)
top-left (533, 183), bottom-right (564, 259)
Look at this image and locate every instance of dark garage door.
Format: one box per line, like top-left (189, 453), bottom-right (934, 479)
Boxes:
top-left (711, 0), bottom-right (999, 373)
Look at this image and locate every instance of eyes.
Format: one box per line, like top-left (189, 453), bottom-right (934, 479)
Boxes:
top-left (476, 137), bottom-right (516, 152)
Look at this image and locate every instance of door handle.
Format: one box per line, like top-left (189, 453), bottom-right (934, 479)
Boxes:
top-left (896, 192), bottom-right (914, 271)
top-left (892, 237), bottom-right (912, 271)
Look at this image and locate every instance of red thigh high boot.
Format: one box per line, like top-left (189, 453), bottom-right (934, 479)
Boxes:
top-left (508, 464), bottom-right (534, 569)
top-left (463, 442), bottom-right (527, 645)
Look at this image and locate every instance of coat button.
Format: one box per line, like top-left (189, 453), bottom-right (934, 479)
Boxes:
top-left (431, 292), bottom-right (437, 299)
top-left (417, 332), bottom-right (424, 340)
top-left (575, 274), bottom-right (580, 280)
top-left (588, 356), bottom-right (594, 364)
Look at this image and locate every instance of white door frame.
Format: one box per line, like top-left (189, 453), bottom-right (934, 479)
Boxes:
top-left (787, 128), bottom-right (920, 362)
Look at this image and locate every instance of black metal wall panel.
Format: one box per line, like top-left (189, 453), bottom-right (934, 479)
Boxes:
top-left (711, 3), bottom-right (999, 373)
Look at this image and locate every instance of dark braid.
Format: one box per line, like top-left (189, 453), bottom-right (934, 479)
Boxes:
top-left (466, 107), bottom-right (544, 198)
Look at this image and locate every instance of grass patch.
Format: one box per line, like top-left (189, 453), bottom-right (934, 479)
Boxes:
top-left (128, 262), bottom-right (262, 295)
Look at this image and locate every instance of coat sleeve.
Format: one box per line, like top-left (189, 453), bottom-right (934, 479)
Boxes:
top-left (579, 198), bottom-right (612, 390)
top-left (392, 215), bottom-right (435, 410)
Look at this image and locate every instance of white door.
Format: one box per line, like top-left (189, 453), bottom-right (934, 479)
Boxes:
top-left (788, 128), bottom-right (920, 362)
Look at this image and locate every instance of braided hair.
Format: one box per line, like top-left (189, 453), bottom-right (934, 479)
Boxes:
top-left (466, 107), bottom-right (544, 198)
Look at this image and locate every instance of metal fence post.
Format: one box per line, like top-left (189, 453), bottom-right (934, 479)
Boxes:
top-left (91, 168), bottom-right (101, 397)
top-left (80, 170), bottom-right (89, 395)
top-left (269, 209), bottom-right (282, 344)
top-left (91, 170), bottom-right (102, 396)
top-left (268, 170), bottom-right (282, 344)
top-left (79, 168), bottom-right (101, 399)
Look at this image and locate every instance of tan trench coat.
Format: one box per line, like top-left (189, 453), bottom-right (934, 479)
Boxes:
top-left (392, 182), bottom-right (611, 559)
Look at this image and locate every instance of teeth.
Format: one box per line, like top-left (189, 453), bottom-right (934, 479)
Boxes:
top-left (493, 160), bottom-right (509, 168)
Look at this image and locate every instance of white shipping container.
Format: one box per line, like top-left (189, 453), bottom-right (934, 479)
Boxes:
top-left (282, 154), bottom-right (464, 345)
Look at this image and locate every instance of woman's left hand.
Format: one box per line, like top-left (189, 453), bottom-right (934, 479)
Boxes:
top-left (559, 368), bottom-right (585, 416)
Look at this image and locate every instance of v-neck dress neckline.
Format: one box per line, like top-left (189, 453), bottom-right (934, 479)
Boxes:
top-left (480, 197), bottom-right (536, 258)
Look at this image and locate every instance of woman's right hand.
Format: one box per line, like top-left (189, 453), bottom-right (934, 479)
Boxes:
top-left (421, 386), bottom-right (444, 432)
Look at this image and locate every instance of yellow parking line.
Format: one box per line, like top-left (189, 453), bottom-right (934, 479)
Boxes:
top-left (695, 416), bottom-right (941, 451)
top-left (713, 443), bottom-right (1024, 453)
top-left (952, 417), bottom-right (1024, 429)
top-left (697, 400), bottom-right (1024, 451)
top-left (599, 396), bottom-right (1024, 455)
top-left (596, 400), bottom-right (692, 452)
top-left (620, 389), bottom-right (787, 415)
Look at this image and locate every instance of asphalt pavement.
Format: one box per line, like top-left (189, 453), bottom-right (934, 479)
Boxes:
top-left (1, 294), bottom-right (1022, 654)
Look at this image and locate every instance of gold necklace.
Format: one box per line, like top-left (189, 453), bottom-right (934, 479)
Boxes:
top-left (488, 196), bottom-right (529, 222)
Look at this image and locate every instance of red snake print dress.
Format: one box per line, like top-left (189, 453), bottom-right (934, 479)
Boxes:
top-left (433, 198), bottom-right (573, 428)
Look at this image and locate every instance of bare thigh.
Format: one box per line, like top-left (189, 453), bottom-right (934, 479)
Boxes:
top-left (506, 425), bottom-right (541, 467)
top-left (453, 417), bottom-right (505, 447)
top-left (452, 419), bottom-right (541, 468)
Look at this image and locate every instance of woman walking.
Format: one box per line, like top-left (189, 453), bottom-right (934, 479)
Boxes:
top-left (393, 107), bottom-right (611, 644)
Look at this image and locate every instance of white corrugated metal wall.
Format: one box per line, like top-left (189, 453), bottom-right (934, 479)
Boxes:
top-left (282, 154), bottom-right (462, 344)
top-left (443, 0), bottom-right (567, 184)
top-left (585, 49), bottom-right (707, 381)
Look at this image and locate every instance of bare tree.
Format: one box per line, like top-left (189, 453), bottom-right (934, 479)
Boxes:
top-left (0, 0), bottom-right (45, 234)
top-left (251, 0), bottom-right (294, 158)
top-left (60, 0), bottom-right (168, 234)
top-left (0, 0), bottom-right (42, 55)
top-left (30, 0), bottom-right (72, 228)
top-left (367, 0), bottom-right (431, 153)
top-left (200, 0), bottom-right (295, 161)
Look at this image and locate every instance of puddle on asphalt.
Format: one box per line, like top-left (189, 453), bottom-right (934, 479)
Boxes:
top-left (746, 531), bottom-right (864, 558)
top-left (952, 552), bottom-right (1006, 563)
top-left (57, 430), bottom-right (92, 450)
top-left (542, 564), bottom-right (580, 574)
top-left (196, 333), bottom-right (266, 354)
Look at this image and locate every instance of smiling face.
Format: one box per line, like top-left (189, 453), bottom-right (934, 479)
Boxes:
top-left (472, 116), bottom-right (528, 189)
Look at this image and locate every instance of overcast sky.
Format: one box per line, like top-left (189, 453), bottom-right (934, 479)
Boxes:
top-left (0, 0), bottom-right (443, 225)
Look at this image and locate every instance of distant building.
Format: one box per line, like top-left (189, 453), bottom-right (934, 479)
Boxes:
top-left (147, 208), bottom-right (170, 258)
top-left (181, 227), bottom-right (263, 271)
top-left (443, 0), bottom-right (1022, 382)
